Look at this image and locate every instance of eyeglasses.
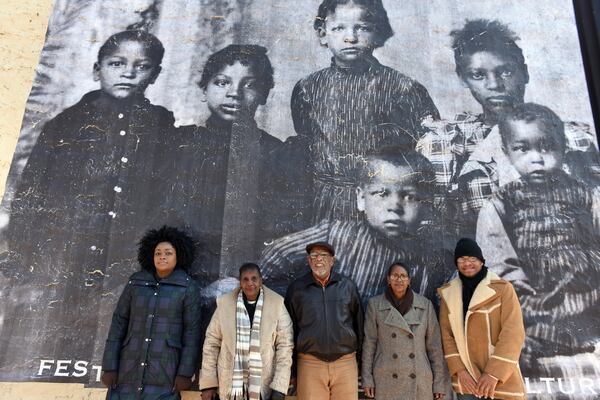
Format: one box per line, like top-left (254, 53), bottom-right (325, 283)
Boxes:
top-left (389, 273), bottom-right (409, 281)
top-left (456, 256), bottom-right (481, 265)
top-left (309, 252), bottom-right (332, 260)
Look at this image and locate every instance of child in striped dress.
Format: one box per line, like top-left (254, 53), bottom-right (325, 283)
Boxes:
top-left (291, 0), bottom-right (439, 222)
top-left (477, 103), bottom-right (600, 364)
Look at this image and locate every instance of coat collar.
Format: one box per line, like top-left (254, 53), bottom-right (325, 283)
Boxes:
top-left (376, 293), bottom-right (428, 334)
top-left (130, 269), bottom-right (191, 287)
top-left (438, 270), bottom-right (503, 377)
top-left (299, 271), bottom-right (343, 287)
top-left (219, 285), bottom-right (278, 309)
top-left (160, 269), bottom-right (193, 286)
top-left (217, 285), bottom-right (280, 345)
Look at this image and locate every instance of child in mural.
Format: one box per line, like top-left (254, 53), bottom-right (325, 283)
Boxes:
top-left (476, 103), bottom-right (600, 371)
top-left (416, 19), bottom-right (598, 237)
top-left (0, 30), bottom-right (174, 378)
top-left (260, 147), bottom-right (454, 306)
top-left (292, 0), bottom-right (440, 223)
top-left (156, 44), bottom-right (286, 281)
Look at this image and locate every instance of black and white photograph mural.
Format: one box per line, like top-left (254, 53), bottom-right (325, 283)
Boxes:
top-left (0, 0), bottom-right (598, 398)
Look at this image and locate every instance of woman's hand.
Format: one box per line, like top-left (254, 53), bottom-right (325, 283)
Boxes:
top-left (363, 386), bottom-right (375, 398)
top-left (100, 371), bottom-right (118, 389)
top-left (173, 376), bottom-right (192, 392)
top-left (433, 393), bottom-right (445, 400)
top-left (457, 370), bottom-right (478, 394)
top-left (201, 388), bottom-right (218, 400)
top-left (477, 373), bottom-right (498, 398)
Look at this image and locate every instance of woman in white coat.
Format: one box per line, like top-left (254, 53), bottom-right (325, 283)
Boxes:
top-left (200, 263), bottom-right (293, 400)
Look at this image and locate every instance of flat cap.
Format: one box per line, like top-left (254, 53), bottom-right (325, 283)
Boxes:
top-left (306, 241), bottom-right (335, 256)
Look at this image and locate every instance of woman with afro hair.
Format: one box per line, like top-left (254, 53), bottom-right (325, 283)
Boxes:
top-left (101, 226), bottom-right (202, 399)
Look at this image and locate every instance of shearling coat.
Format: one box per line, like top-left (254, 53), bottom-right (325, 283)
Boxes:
top-left (199, 285), bottom-right (293, 399)
top-left (361, 292), bottom-right (451, 400)
top-left (438, 271), bottom-right (526, 399)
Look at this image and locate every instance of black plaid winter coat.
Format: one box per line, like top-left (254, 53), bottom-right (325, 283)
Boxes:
top-left (102, 268), bottom-right (201, 399)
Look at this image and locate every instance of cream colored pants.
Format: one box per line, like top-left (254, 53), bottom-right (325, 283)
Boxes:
top-left (296, 352), bottom-right (358, 400)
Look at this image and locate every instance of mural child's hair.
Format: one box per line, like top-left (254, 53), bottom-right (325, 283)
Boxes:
top-left (314, 0), bottom-right (394, 48)
top-left (98, 30), bottom-right (165, 66)
top-left (198, 44), bottom-right (274, 100)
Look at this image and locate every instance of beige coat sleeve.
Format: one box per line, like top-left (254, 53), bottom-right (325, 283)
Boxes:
top-left (269, 301), bottom-right (294, 394)
top-left (425, 300), bottom-right (451, 395)
top-left (483, 283), bottom-right (525, 383)
top-left (199, 307), bottom-right (222, 390)
top-left (360, 298), bottom-right (378, 388)
top-left (438, 294), bottom-right (467, 377)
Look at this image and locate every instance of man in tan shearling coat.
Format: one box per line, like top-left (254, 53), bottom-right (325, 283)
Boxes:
top-left (439, 238), bottom-right (526, 400)
top-left (200, 263), bottom-right (293, 400)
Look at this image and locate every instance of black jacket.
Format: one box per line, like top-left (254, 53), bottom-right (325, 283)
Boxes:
top-left (284, 271), bottom-right (364, 369)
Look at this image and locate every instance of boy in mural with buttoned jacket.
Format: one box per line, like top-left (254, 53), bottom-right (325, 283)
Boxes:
top-left (1, 29), bottom-right (175, 377)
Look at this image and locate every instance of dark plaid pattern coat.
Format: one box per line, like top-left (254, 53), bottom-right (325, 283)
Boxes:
top-left (102, 269), bottom-right (201, 399)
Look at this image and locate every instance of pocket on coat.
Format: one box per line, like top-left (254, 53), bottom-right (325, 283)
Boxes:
top-left (145, 338), bottom-right (181, 387)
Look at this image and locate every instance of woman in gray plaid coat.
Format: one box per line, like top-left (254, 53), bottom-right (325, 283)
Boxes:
top-left (101, 226), bottom-right (202, 399)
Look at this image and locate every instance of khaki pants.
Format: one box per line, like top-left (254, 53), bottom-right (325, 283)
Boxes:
top-left (297, 352), bottom-right (358, 400)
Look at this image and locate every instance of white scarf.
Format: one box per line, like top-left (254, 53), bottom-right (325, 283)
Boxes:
top-left (231, 289), bottom-right (263, 400)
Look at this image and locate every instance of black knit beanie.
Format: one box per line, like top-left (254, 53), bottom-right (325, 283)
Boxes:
top-left (454, 238), bottom-right (485, 266)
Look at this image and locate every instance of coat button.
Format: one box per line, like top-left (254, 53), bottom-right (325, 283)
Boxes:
top-left (145, 338), bottom-right (152, 342)
top-left (391, 333), bottom-right (397, 338)
top-left (409, 353), bottom-right (415, 359)
top-left (118, 113), bottom-right (124, 119)
top-left (138, 386), bottom-right (143, 391)
top-left (392, 373), bottom-right (398, 379)
top-left (148, 314), bottom-right (154, 318)
top-left (408, 333), bottom-right (414, 339)
top-left (392, 353), bottom-right (398, 359)
top-left (410, 373), bottom-right (416, 379)
top-left (120, 130), bottom-right (126, 136)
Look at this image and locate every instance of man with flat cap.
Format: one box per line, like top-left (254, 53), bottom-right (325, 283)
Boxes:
top-left (284, 241), bottom-right (364, 400)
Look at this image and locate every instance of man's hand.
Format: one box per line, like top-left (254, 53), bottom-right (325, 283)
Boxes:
top-left (363, 386), bottom-right (375, 398)
top-left (457, 370), bottom-right (478, 394)
top-left (100, 371), bottom-right (118, 389)
top-left (201, 388), bottom-right (218, 400)
top-left (433, 393), bottom-right (445, 400)
top-left (477, 373), bottom-right (498, 398)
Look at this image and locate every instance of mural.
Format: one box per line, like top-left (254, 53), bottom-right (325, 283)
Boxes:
top-left (0, 0), bottom-right (598, 398)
